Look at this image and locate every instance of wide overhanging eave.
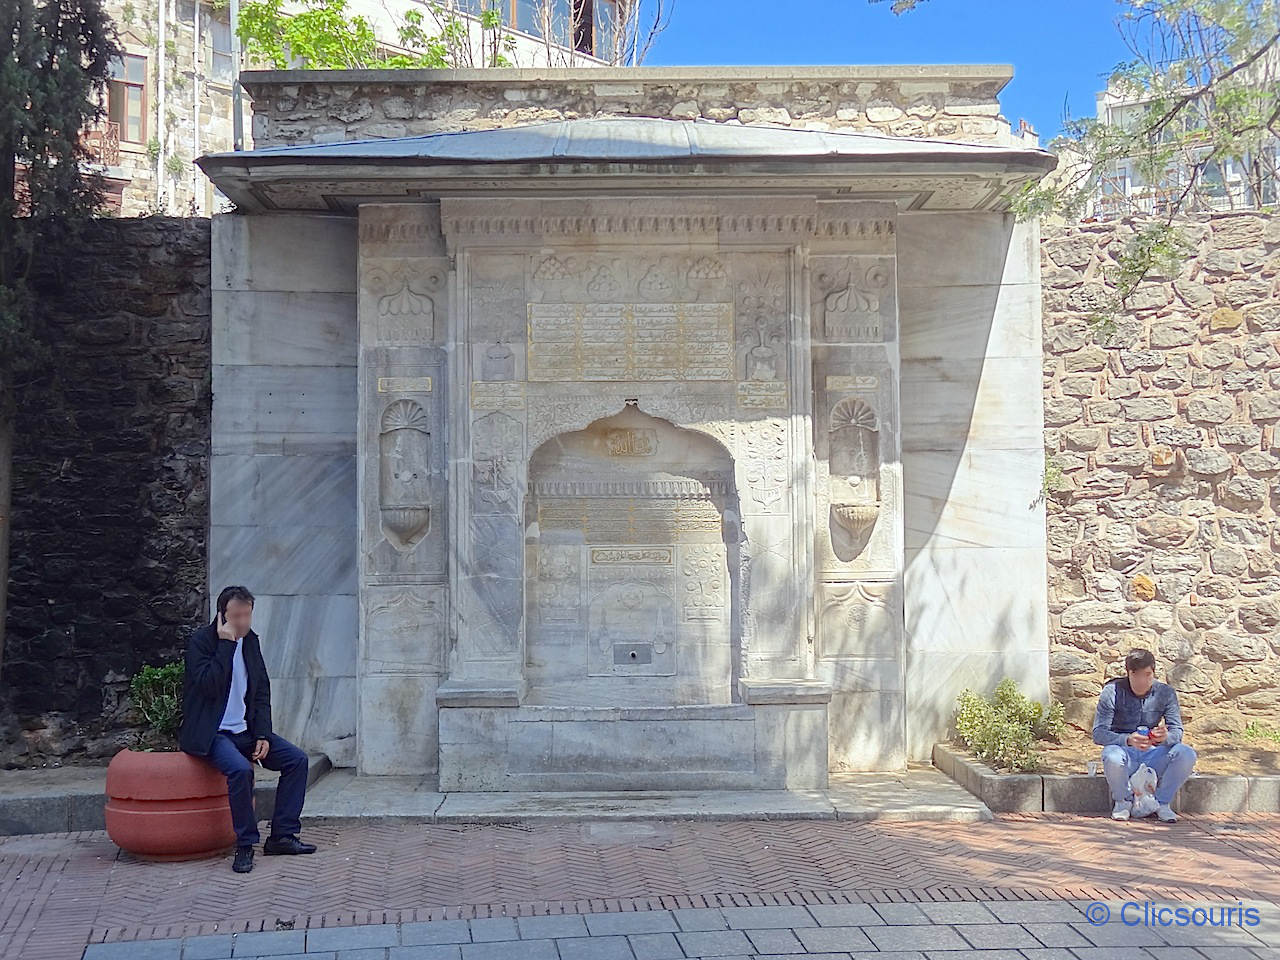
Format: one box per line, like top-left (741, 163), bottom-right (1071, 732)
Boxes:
top-left (199, 151), bottom-right (1058, 212)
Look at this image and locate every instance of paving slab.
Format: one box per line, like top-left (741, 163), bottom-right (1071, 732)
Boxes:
top-left (63, 893), bottom-right (1280, 960)
top-left (304, 764), bottom-right (989, 825)
top-left (828, 767), bottom-right (993, 822)
top-left (434, 784), bottom-right (837, 823)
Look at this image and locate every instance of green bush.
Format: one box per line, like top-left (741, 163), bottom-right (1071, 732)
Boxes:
top-left (129, 661), bottom-right (184, 740)
top-left (1244, 721), bottom-right (1280, 744)
top-left (954, 678), bottom-right (1065, 772)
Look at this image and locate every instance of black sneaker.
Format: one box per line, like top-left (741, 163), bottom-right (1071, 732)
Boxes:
top-left (263, 835), bottom-right (317, 856)
top-left (232, 846), bottom-right (255, 873)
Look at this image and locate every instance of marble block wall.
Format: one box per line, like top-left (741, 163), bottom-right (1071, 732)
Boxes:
top-left (210, 213), bottom-right (360, 765)
top-left (898, 211), bottom-right (1050, 761)
top-left (809, 205), bottom-right (907, 771)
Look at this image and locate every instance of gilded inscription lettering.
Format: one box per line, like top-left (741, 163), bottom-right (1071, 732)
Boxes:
top-left (378, 376), bottom-right (433, 393)
top-left (606, 428), bottom-right (656, 457)
top-left (590, 547), bottom-right (674, 565)
top-left (527, 303), bottom-right (733, 381)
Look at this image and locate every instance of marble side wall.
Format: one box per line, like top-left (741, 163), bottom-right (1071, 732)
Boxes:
top-left (898, 211), bottom-right (1050, 761)
top-left (210, 213), bottom-right (360, 765)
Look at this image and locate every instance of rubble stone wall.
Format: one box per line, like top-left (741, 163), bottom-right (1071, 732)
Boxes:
top-left (1042, 211), bottom-right (1280, 737)
top-left (1, 217), bottom-right (211, 766)
top-left (239, 66), bottom-right (1029, 148)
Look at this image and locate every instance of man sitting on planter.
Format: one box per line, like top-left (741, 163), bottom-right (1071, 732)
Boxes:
top-left (180, 585), bottom-right (317, 873)
top-left (1093, 647), bottom-right (1198, 823)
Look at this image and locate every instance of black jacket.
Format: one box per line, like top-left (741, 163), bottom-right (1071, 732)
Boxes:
top-left (178, 620), bottom-right (273, 756)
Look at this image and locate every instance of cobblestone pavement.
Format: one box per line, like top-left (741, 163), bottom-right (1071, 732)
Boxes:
top-left (3, 813), bottom-right (1279, 960)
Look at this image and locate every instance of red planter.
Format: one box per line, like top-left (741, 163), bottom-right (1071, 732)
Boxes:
top-left (105, 749), bottom-right (235, 860)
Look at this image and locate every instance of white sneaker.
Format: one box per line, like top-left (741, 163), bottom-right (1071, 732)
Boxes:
top-left (1157, 803), bottom-right (1178, 822)
top-left (1112, 801), bottom-right (1131, 821)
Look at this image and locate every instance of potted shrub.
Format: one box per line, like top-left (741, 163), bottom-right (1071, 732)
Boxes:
top-left (105, 661), bottom-right (236, 860)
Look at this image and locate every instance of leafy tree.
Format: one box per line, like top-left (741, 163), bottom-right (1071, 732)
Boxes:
top-left (237, 0), bottom-right (672, 69)
top-left (0, 0), bottom-right (120, 671)
top-left (880, 0), bottom-right (1278, 330)
top-left (1016, 0), bottom-right (1278, 328)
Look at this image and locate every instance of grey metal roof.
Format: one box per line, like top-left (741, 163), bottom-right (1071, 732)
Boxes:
top-left (199, 116), bottom-right (1053, 167)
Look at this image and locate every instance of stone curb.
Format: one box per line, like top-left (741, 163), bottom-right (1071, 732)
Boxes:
top-left (932, 742), bottom-right (1280, 813)
top-left (0, 753), bottom-right (331, 837)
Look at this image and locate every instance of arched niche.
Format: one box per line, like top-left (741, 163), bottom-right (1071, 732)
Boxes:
top-left (522, 402), bottom-right (742, 707)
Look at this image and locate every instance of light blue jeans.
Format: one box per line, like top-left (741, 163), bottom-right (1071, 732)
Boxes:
top-left (1101, 743), bottom-right (1197, 806)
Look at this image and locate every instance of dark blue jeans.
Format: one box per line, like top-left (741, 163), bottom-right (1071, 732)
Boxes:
top-left (203, 731), bottom-right (308, 848)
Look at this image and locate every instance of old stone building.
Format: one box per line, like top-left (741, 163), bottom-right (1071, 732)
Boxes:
top-left (88, 0), bottom-right (616, 216)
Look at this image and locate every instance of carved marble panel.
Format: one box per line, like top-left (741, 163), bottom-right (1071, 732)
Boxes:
top-left (681, 544), bottom-right (727, 621)
top-left (378, 398), bottom-right (432, 552)
top-left (358, 204), bottom-right (445, 259)
top-left (586, 556), bottom-right (678, 677)
top-left (811, 256), bottom-right (896, 344)
top-left (363, 584), bottom-right (447, 674)
top-left (361, 347), bottom-right (446, 583)
top-left (447, 221), bottom-right (809, 707)
top-left (828, 397), bottom-right (881, 562)
top-left (526, 302), bottom-right (734, 382)
top-left (817, 580), bottom-right (902, 661)
top-left (523, 404), bottom-right (737, 705)
top-left (737, 513), bottom-right (800, 662)
top-left (526, 251), bottom-right (734, 305)
top-left (737, 417), bottom-right (790, 516)
top-left (812, 349), bottom-right (900, 578)
top-left (733, 252), bottom-right (790, 383)
top-left (360, 257), bottom-right (448, 346)
top-left (471, 411), bottom-right (523, 516)
top-left (469, 254), bottom-right (527, 334)
top-left (533, 544), bottom-right (583, 624)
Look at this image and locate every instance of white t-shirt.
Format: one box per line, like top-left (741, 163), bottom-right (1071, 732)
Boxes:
top-left (219, 637), bottom-right (249, 734)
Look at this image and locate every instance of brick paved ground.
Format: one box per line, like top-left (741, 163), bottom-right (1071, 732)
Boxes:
top-left (3, 814), bottom-right (1280, 960)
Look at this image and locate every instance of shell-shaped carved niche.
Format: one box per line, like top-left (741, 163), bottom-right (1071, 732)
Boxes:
top-left (828, 397), bottom-right (881, 561)
top-left (379, 399), bottom-right (432, 551)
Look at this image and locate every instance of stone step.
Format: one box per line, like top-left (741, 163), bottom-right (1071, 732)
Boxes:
top-left (0, 752), bottom-right (331, 837)
top-left (301, 763), bottom-right (993, 823)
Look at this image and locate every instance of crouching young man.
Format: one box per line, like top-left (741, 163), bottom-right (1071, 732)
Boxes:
top-left (179, 585), bottom-right (317, 873)
top-left (1092, 647), bottom-right (1198, 823)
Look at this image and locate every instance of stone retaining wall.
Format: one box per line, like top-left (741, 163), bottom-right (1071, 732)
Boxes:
top-left (1, 217), bottom-right (212, 766)
top-left (1042, 211), bottom-right (1280, 736)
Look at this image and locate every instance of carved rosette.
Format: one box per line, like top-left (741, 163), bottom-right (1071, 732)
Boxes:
top-left (378, 399), bottom-right (432, 550)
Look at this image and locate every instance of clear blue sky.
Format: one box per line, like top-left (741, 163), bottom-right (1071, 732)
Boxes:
top-left (645, 0), bottom-right (1135, 141)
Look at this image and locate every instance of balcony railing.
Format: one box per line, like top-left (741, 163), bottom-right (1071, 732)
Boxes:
top-left (85, 121), bottom-right (120, 166)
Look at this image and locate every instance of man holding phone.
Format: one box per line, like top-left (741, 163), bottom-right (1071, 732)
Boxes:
top-left (179, 585), bottom-right (316, 873)
top-left (1093, 647), bottom-right (1198, 823)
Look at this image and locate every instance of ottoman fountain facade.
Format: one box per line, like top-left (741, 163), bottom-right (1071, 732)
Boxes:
top-left (200, 67), bottom-right (1056, 790)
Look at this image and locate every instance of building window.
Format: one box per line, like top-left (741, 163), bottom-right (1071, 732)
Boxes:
top-left (108, 54), bottom-right (146, 143)
top-left (208, 18), bottom-right (235, 85)
top-left (515, 0), bottom-right (545, 37)
top-left (571, 0), bottom-right (593, 54)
